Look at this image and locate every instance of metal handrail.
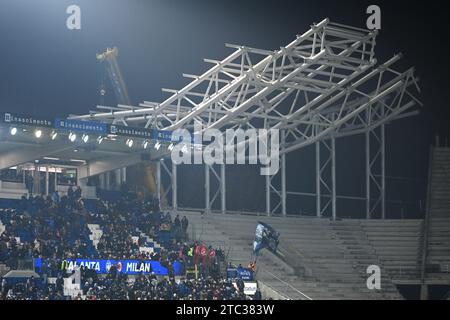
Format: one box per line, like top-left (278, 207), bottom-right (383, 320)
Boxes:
top-left (261, 269), bottom-right (312, 300)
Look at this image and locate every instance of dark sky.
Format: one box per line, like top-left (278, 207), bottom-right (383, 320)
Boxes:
top-left (0, 0), bottom-right (448, 217)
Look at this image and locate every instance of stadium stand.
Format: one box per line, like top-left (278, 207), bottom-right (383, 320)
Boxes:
top-left (361, 219), bottom-right (423, 279)
top-left (181, 211), bottom-right (430, 299)
top-left (0, 191), bottom-right (250, 300)
top-left (0, 147), bottom-right (448, 300)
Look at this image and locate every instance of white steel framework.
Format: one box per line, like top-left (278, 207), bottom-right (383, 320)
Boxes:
top-left (71, 19), bottom-right (421, 219)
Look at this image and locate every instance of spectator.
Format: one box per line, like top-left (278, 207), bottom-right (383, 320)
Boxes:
top-left (174, 215), bottom-right (181, 230)
top-left (181, 216), bottom-right (189, 240)
top-left (200, 243), bottom-right (208, 266)
top-left (75, 186), bottom-right (82, 199)
top-left (207, 246), bottom-right (216, 267)
top-left (194, 242), bottom-right (201, 266)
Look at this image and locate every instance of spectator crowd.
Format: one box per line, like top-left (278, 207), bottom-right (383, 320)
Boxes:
top-left (0, 185), bottom-right (255, 300)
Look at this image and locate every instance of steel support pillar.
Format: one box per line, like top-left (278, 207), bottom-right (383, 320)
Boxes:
top-left (54, 169), bottom-right (57, 192)
top-left (159, 159), bottom-right (174, 210)
top-left (34, 163), bottom-right (39, 195)
top-left (331, 136), bottom-right (337, 221)
top-left (156, 161), bottom-right (161, 204)
top-left (172, 162), bottom-right (177, 211)
top-left (115, 168), bottom-right (122, 190)
top-left (381, 124), bottom-right (386, 219)
top-left (122, 167), bottom-right (127, 184)
top-left (205, 164), bottom-right (210, 213)
top-left (365, 124), bottom-right (386, 219)
top-left (366, 130), bottom-right (371, 219)
top-left (105, 172), bottom-right (110, 190)
top-left (221, 164), bottom-right (226, 214)
top-left (281, 131), bottom-right (287, 216)
top-left (316, 141), bottom-right (321, 217)
top-left (266, 172), bottom-right (283, 216)
top-left (45, 167), bottom-right (49, 196)
top-left (264, 130), bottom-right (285, 216)
top-left (204, 164), bottom-right (225, 213)
top-left (315, 138), bottom-right (335, 219)
top-left (266, 174), bottom-right (271, 216)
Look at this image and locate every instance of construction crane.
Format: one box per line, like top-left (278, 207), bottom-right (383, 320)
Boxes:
top-left (97, 47), bottom-right (164, 204)
top-left (97, 47), bottom-right (132, 106)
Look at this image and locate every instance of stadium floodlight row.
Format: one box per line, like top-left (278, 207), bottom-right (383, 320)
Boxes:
top-left (0, 111), bottom-right (177, 149)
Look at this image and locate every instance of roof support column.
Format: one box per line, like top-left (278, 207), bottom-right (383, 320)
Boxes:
top-left (221, 164), bottom-right (226, 214)
top-left (156, 161), bottom-right (161, 206)
top-left (281, 130), bottom-right (287, 217)
top-left (366, 121), bottom-right (386, 219)
top-left (266, 173), bottom-right (271, 216)
top-left (366, 130), bottom-right (371, 219)
top-left (172, 162), bottom-right (177, 212)
top-left (45, 166), bottom-right (49, 196)
top-left (205, 164), bottom-right (210, 214)
top-left (316, 141), bottom-right (321, 218)
top-left (159, 159), bottom-right (174, 210)
top-left (331, 136), bottom-right (337, 221)
top-left (381, 124), bottom-right (386, 219)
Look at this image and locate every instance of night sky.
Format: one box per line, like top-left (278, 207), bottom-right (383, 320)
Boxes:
top-left (0, 0), bottom-right (448, 217)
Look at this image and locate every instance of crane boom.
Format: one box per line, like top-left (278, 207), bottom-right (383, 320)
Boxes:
top-left (96, 47), bottom-right (165, 207)
top-left (97, 47), bottom-right (132, 106)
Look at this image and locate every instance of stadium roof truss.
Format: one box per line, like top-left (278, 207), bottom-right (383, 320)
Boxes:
top-left (70, 18), bottom-right (421, 219)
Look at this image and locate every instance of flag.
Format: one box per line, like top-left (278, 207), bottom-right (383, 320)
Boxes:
top-left (253, 222), bottom-right (280, 254)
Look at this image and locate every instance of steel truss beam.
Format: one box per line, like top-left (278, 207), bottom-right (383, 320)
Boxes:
top-left (71, 19), bottom-right (380, 134)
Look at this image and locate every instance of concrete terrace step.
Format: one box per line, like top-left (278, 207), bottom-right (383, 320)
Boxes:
top-left (182, 211), bottom-right (420, 299)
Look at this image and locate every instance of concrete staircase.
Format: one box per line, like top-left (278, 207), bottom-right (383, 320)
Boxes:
top-left (329, 219), bottom-right (404, 299)
top-left (360, 219), bottom-right (423, 279)
top-left (180, 211), bottom-right (310, 300)
top-left (135, 227), bottom-right (162, 255)
top-left (181, 211), bottom-right (415, 299)
top-left (87, 224), bottom-right (103, 249)
top-left (63, 270), bottom-right (84, 298)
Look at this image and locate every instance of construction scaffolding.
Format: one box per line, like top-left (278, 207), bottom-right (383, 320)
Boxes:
top-left (70, 19), bottom-right (422, 219)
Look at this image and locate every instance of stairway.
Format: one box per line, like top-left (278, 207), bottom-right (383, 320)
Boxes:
top-left (180, 211), bottom-right (310, 299)
top-left (330, 219), bottom-right (404, 299)
top-left (87, 224), bottom-right (103, 249)
top-left (180, 211), bottom-right (425, 299)
top-left (361, 219), bottom-right (423, 280)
